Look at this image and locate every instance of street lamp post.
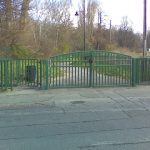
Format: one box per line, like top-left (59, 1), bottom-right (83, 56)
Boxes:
top-left (75, 0), bottom-right (86, 51)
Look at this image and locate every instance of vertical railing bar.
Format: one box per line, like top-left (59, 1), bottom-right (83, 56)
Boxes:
top-left (75, 54), bottom-right (77, 87)
top-left (33, 59), bottom-right (35, 86)
top-left (62, 56), bottom-right (65, 87)
top-left (45, 59), bottom-right (49, 90)
top-left (108, 55), bottom-right (110, 86)
top-left (71, 54), bottom-right (73, 87)
top-left (81, 53), bottom-right (83, 87)
top-left (83, 56), bottom-right (85, 87)
top-left (40, 60), bottom-right (42, 88)
top-left (0, 61), bottom-right (1, 89)
top-left (116, 57), bottom-right (118, 85)
top-left (53, 58), bottom-right (55, 87)
top-left (119, 58), bottom-right (121, 85)
top-left (49, 58), bottom-right (52, 88)
top-left (30, 59), bottom-right (32, 86)
top-left (1, 61), bottom-right (3, 88)
top-left (101, 54), bottom-right (103, 86)
top-left (78, 53), bottom-right (79, 87)
top-left (86, 54), bottom-right (88, 87)
top-left (61, 57), bottom-right (63, 87)
top-left (65, 55), bottom-right (67, 87)
top-left (121, 57), bottom-right (123, 85)
top-left (10, 60), bottom-right (13, 90)
top-left (114, 55), bottom-right (116, 85)
top-left (37, 59), bottom-right (39, 87)
top-left (92, 53), bottom-right (94, 87)
top-left (16, 60), bottom-right (18, 85)
top-left (56, 57), bottom-right (58, 87)
top-left (110, 57), bottom-right (112, 86)
top-left (58, 57), bottom-right (60, 87)
top-left (24, 59), bottom-right (26, 85)
top-left (50, 58), bottom-right (53, 88)
top-left (104, 53), bottom-right (107, 86)
top-left (69, 54), bottom-right (70, 87)
top-left (126, 58), bottom-right (128, 85)
top-left (4, 60), bottom-right (7, 89)
top-left (99, 54), bottom-right (101, 87)
top-left (28, 59), bottom-right (30, 86)
top-left (124, 58), bottom-right (126, 85)
top-left (108, 54), bottom-right (110, 86)
top-left (19, 60), bottom-right (21, 85)
top-left (95, 55), bottom-right (97, 87)
top-left (33, 59), bottom-right (36, 86)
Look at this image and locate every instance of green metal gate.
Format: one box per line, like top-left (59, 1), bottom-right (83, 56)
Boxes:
top-left (49, 51), bottom-right (132, 88)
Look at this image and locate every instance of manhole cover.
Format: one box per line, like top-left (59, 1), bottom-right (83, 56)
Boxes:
top-left (71, 101), bottom-right (85, 104)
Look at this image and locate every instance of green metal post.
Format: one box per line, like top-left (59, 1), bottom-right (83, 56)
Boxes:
top-left (45, 60), bottom-right (49, 90)
top-left (4, 60), bottom-right (8, 89)
top-left (131, 58), bottom-right (136, 87)
top-left (40, 60), bottom-right (42, 88)
top-left (10, 60), bottom-right (13, 90)
top-left (1, 61), bottom-right (3, 89)
top-left (135, 58), bottom-right (140, 84)
top-left (89, 55), bottom-right (93, 87)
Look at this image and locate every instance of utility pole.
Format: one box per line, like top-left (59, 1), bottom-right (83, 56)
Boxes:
top-left (143, 0), bottom-right (147, 57)
top-left (109, 20), bottom-right (112, 43)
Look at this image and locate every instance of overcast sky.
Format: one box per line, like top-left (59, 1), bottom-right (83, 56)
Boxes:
top-left (71, 0), bottom-right (150, 33)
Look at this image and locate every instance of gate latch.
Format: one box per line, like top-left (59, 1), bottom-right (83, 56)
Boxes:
top-left (89, 57), bottom-right (93, 64)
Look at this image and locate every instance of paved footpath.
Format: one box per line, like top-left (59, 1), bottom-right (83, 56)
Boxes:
top-left (1, 86), bottom-right (150, 150)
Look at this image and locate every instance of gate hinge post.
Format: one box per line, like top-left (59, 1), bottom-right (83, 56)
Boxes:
top-left (131, 58), bottom-right (137, 87)
top-left (89, 53), bottom-right (93, 87)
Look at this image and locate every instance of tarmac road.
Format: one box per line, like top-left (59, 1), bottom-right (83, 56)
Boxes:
top-left (0, 86), bottom-right (150, 150)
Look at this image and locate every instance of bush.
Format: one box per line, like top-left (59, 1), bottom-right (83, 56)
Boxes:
top-left (11, 45), bottom-right (33, 58)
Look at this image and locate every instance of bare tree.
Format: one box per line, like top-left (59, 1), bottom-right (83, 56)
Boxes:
top-left (117, 16), bottom-right (135, 49)
top-left (4, 0), bottom-right (13, 28)
top-left (19, 0), bottom-right (30, 30)
top-left (30, 0), bottom-right (73, 56)
top-left (86, 0), bottom-right (98, 49)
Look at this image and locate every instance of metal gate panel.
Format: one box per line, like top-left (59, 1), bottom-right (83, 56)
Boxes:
top-left (49, 51), bottom-right (132, 88)
top-left (91, 51), bottom-right (132, 87)
top-left (49, 51), bottom-right (92, 88)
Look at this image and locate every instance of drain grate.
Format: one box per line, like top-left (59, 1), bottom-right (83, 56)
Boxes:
top-left (71, 101), bottom-right (85, 104)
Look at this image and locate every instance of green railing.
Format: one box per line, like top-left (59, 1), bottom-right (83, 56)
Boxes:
top-left (134, 58), bottom-right (150, 85)
top-left (1, 51), bottom-right (150, 90)
top-left (0, 59), bottom-right (49, 90)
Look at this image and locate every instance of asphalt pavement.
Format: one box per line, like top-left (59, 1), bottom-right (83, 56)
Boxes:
top-left (0, 86), bottom-right (150, 150)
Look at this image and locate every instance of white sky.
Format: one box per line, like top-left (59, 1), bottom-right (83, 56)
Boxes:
top-left (71, 0), bottom-right (150, 33)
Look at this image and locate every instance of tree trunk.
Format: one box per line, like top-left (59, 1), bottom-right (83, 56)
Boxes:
top-left (19, 0), bottom-right (30, 30)
top-left (4, 0), bottom-right (13, 29)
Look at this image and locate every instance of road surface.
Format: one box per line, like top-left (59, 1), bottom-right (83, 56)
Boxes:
top-left (0, 86), bottom-right (150, 149)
